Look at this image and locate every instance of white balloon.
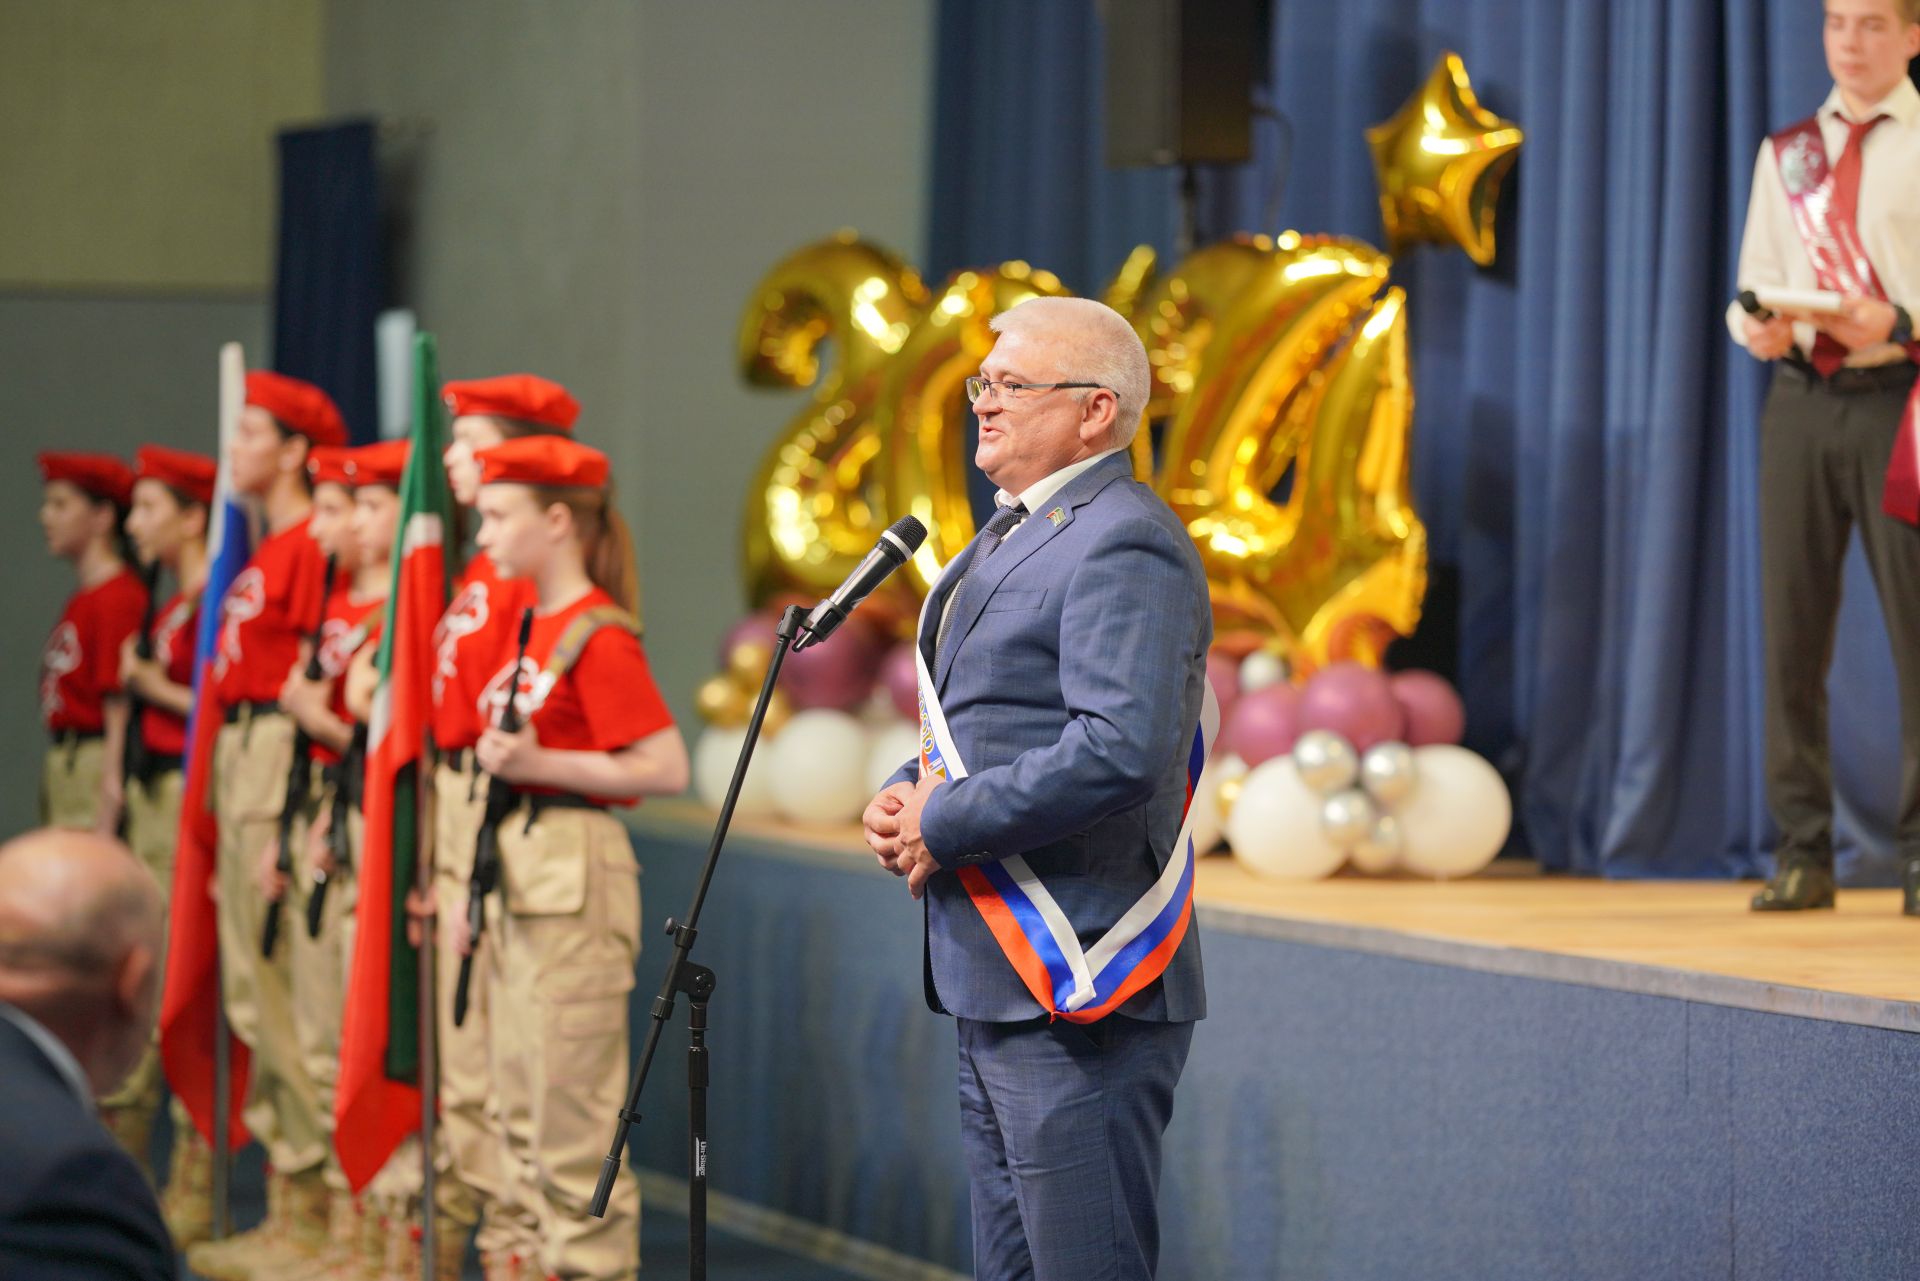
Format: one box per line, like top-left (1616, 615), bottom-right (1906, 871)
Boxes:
top-left (1359, 741), bottom-right (1418, 806)
top-left (1319, 788), bottom-right (1377, 848)
top-left (1238, 650), bottom-right (1285, 693)
top-left (766, 709), bottom-right (874, 824)
top-left (1396, 746), bottom-right (1512, 879)
top-left (1348, 812), bottom-right (1403, 875)
top-left (866, 722), bottom-right (925, 795)
top-left (692, 725), bottom-right (781, 819)
top-left (1224, 758), bottom-right (1348, 881)
top-left (1293, 729), bottom-right (1359, 794)
top-left (1188, 753), bottom-right (1248, 855)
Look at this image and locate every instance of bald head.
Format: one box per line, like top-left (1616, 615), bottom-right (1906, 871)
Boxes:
top-left (0, 829), bottom-right (164, 1096)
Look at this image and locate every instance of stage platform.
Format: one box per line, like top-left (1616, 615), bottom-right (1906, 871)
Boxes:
top-left (622, 800), bottom-right (1920, 1280)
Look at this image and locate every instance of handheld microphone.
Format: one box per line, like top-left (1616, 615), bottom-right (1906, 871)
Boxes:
top-left (793, 515), bottom-right (927, 651)
top-left (1738, 289), bottom-right (1774, 321)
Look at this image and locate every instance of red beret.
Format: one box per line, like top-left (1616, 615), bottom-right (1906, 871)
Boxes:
top-left (442, 374), bottom-right (580, 432)
top-left (343, 440), bottom-right (410, 489)
top-left (306, 446), bottom-right (353, 488)
top-left (39, 452), bottom-right (134, 506)
top-left (246, 371), bottom-right (348, 447)
top-left (134, 445), bottom-right (217, 506)
top-left (476, 436), bottom-right (609, 490)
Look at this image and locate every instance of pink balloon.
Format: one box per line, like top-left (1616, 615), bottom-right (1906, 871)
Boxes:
top-left (1220, 683), bottom-right (1302, 766)
top-left (782, 615), bottom-right (888, 711)
top-left (880, 642), bottom-right (921, 721)
top-left (1391, 669), bottom-right (1465, 746)
top-left (717, 612), bottom-right (779, 668)
top-left (1296, 662), bottom-right (1406, 754)
top-left (1206, 646), bottom-right (1241, 719)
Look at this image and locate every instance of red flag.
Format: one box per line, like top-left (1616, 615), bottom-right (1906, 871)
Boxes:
top-left (335, 333), bottom-right (451, 1188)
top-left (159, 342), bottom-right (252, 1151)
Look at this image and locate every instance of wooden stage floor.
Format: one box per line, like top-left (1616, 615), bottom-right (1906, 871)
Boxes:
top-left (638, 800), bottom-right (1920, 1032)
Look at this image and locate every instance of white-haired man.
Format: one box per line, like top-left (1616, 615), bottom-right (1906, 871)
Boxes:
top-left (865, 296), bottom-right (1213, 1279)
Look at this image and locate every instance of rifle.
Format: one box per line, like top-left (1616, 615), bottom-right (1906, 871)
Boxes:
top-left (121, 561), bottom-right (163, 788)
top-left (306, 723), bottom-right (364, 938)
top-left (453, 607), bottom-right (533, 1027)
top-left (261, 554), bottom-right (337, 958)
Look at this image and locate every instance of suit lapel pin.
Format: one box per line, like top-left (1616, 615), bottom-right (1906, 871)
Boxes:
top-left (1044, 506), bottom-right (1065, 527)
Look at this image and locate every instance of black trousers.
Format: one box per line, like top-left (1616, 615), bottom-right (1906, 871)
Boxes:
top-left (1759, 361), bottom-right (1920, 868)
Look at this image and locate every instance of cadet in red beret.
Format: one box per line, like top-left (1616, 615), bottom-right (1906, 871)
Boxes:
top-left (189, 373), bottom-right (339, 1276)
top-left (105, 445), bottom-right (215, 1194)
top-left (424, 378), bottom-right (581, 1273)
top-left (467, 431), bottom-right (683, 1280)
top-left (36, 452), bottom-right (148, 835)
top-left (267, 440), bottom-right (405, 1260)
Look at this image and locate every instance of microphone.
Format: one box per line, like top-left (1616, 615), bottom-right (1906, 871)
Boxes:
top-left (793, 515), bottom-right (927, 651)
top-left (1738, 289), bottom-right (1774, 320)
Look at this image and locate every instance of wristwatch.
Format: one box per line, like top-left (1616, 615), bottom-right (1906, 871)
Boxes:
top-left (1894, 303), bottom-right (1915, 347)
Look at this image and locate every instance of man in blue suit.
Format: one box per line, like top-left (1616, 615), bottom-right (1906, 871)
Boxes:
top-left (0, 828), bottom-right (175, 1279)
top-left (864, 296), bottom-right (1212, 1281)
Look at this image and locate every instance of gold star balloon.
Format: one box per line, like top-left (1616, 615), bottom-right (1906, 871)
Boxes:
top-left (1365, 51), bottom-right (1522, 267)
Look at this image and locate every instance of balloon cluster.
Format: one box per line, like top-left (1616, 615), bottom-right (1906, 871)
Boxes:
top-left (691, 611), bottom-right (926, 826)
top-left (1188, 655), bottom-right (1511, 881)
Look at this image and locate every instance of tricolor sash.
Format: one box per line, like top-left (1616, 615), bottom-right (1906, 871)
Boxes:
top-left (1771, 115), bottom-right (1920, 524)
top-left (913, 584), bottom-right (1219, 1023)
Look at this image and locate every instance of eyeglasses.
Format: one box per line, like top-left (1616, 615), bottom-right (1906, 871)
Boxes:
top-left (964, 376), bottom-right (1107, 403)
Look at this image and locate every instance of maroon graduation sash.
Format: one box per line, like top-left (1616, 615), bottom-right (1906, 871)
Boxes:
top-left (1771, 115), bottom-right (1920, 524)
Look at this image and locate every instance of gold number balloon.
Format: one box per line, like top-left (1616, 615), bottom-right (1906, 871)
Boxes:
top-left (878, 261), bottom-right (1068, 587)
top-left (1155, 236), bottom-right (1426, 673)
top-left (738, 232), bottom-right (1429, 674)
top-left (736, 232), bottom-right (930, 621)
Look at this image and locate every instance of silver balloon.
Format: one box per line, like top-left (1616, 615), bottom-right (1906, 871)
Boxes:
top-left (1319, 788), bottom-right (1377, 848)
top-left (1359, 741), bottom-right (1418, 806)
top-left (1349, 812), bottom-right (1404, 874)
top-left (1292, 729), bottom-right (1359, 795)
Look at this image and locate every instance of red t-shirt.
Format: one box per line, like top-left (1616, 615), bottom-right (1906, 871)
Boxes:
top-left (311, 585), bottom-right (385, 764)
top-left (471, 586), bottom-right (674, 807)
top-left (431, 551), bottom-right (533, 752)
top-left (41, 568), bottom-right (149, 734)
top-left (138, 590), bottom-right (200, 756)
top-left (213, 517), bottom-right (329, 708)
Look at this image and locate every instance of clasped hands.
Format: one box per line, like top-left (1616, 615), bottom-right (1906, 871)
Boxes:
top-left (862, 773), bottom-right (945, 900)
top-left (1745, 295), bottom-right (1899, 361)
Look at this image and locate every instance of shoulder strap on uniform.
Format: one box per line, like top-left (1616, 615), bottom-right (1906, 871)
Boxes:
top-left (541, 605), bottom-right (642, 683)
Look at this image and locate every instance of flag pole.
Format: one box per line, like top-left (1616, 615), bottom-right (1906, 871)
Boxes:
top-left (416, 752), bottom-right (437, 1279)
top-left (212, 967), bottom-right (231, 1239)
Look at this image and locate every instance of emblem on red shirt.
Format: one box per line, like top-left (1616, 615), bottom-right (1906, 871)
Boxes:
top-left (40, 622), bottom-right (80, 717)
top-left (215, 567), bottom-right (265, 680)
top-left (434, 582), bottom-right (490, 704)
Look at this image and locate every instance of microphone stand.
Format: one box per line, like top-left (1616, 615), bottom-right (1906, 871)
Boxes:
top-left (588, 603), bottom-right (803, 1280)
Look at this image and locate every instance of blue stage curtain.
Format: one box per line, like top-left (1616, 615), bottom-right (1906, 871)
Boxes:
top-left (928, 0), bottom-right (1909, 882)
top-left (273, 120), bottom-right (381, 445)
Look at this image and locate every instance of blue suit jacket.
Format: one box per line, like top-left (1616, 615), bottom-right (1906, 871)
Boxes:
top-left (889, 452), bottom-right (1212, 1023)
top-left (0, 1006), bottom-right (176, 1279)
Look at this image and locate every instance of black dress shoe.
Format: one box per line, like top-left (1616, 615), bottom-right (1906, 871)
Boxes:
top-left (1751, 856), bottom-right (1836, 911)
top-left (1903, 857), bottom-right (1920, 918)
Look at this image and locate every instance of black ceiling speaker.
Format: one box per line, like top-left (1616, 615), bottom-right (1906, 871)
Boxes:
top-left (1103, 0), bottom-right (1266, 168)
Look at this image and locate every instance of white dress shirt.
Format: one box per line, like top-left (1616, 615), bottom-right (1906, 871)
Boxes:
top-left (991, 448), bottom-right (1125, 545)
top-left (1726, 78), bottom-right (1920, 367)
top-left (935, 448), bottom-right (1127, 641)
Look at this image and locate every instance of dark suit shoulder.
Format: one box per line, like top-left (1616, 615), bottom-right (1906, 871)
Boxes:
top-left (0, 1019), bottom-right (173, 1278)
